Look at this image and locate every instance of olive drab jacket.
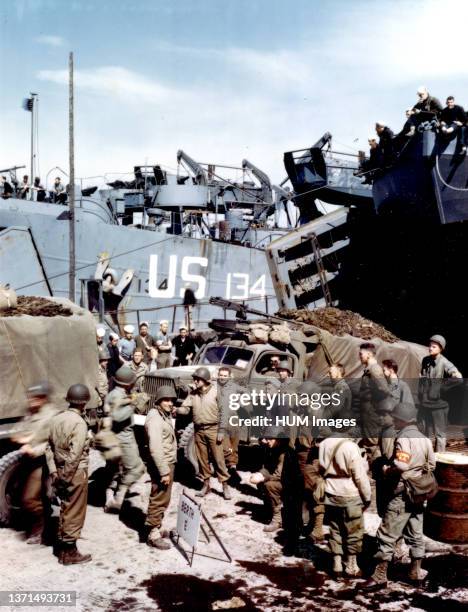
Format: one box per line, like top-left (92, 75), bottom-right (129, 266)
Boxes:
top-left (104, 386), bottom-right (136, 440)
top-left (18, 401), bottom-right (60, 457)
top-left (179, 384), bottom-right (220, 427)
top-left (418, 354), bottom-right (461, 409)
top-left (145, 408), bottom-right (177, 477)
top-left (45, 408), bottom-right (90, 482)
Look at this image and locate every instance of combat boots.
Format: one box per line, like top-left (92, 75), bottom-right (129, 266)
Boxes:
top-left (263, 509), bottom-right (282, 533)
top-left (147, 527), bottom-right (171, 550)
top-left (408, 558), bottom-right (426, 584)
top-left (222, 483), bottom-right (232, 500)
top-left (59, 542), bottom-right (92, 565)
top-left (332, 555), bottom-right (343, 577)
top-left (362, 560), bottom-right (388, 590)
top-left (25, 520), bottom-right (44, 545)
top-left (310, 512), bottom-right (325, 542)
top-left (344, 554), bottom-right (362, 577)
top-left (104, 485), bottom-right (128, 513)
top-left (195, 481), bottom-right (211, 497)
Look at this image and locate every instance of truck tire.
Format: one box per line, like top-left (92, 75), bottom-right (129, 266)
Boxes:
top-left (0, 450), bottom-right (27, 526)
top-left (179, 423), bottom-right (199, 473)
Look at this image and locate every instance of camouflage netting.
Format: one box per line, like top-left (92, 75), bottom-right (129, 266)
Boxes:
top-left (0, 296), bottom-right (73, 318)
top-left (278, 307), bottom-right (398, 343)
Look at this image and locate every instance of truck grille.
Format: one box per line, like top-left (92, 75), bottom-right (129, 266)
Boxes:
top-left (143, 375), bottom-right (177, 409)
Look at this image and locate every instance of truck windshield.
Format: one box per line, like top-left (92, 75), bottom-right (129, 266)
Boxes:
top-left (201, 346), bottom-right (253, 370)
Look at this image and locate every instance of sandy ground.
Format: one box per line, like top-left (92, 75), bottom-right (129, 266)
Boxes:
top-left (2, 462), bottom-right (468, 612)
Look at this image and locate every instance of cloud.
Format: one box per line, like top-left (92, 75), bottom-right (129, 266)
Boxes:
top-left (36, 35), bottom-right (65, 47)
top-left (37, 66), bottom-right (178, 103)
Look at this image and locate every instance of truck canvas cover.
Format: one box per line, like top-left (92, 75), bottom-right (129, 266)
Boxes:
top-left (0, 298), bottom-right (99, 419)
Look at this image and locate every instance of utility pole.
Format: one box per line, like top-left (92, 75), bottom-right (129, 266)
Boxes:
top-left (29, 93), bottom-right (38, 199)
top-left (68, 52), bottom-right (76, 302)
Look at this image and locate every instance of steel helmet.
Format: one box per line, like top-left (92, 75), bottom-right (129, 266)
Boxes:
top-left (66, 384), bottom-right (91, 405)
top-left (430, 334), bottom-right (446, 350)
top-left (192, 367), bottom-right (211, 383)
top-left (114, 366), bottom-right (137, 386)
top-left (99, 346), bottom-right (111, 360)
top-left (155, 386), bottom-right (177, 404)
top-left (27, 381), bottom-right (52, 398)
top-left (277, 360), bottom-right (292, 373)
top-left (392, 402), bottom-right (418, 423)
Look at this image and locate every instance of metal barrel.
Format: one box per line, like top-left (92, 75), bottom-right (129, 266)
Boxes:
top-left (424, 452), bottom-right (468, 544)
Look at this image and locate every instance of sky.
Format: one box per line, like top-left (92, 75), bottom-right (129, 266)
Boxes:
top-left (1, 0), bottom-right (467, 188)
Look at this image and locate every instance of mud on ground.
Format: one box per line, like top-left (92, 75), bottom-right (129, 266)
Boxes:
top-left (2, 470), bottom-right (467, 612)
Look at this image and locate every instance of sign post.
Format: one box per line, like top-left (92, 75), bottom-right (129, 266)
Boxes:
top-left (173, 489), bottom-right (231, 566)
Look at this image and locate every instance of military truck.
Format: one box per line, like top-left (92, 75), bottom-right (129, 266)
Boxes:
top-left (141, 297), bottom-right (428, 471)
top-left (0, 295), bottom-right (100, 524)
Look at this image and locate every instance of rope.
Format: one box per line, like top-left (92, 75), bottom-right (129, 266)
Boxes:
top-left (435, 154), bottom-right (468, 192)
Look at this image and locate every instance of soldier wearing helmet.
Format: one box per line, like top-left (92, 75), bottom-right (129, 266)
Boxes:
top-left (179, 366), bottom-right (231, 499)
top-left (96, 346), bottom-right (110, 407)
top-left (45, 384), bottom-right (92, 565)
top-left (102, 366), bottom-right (145, 513)
top-left (144, 386), bottom-right (178, 549)
top-left (12, 382), bottom-right (59, 545)
top-left (363, 402), bottom-right (436, 590)
top-left (418, 334), bottom-right (462, 452)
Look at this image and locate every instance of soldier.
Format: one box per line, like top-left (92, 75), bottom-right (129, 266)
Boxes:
top-left (418, 334), bottom-right (462, 452)
top-left (359, 343), bottom-right (391, 462)
top-left (216, 366), bottom-right (246, 483)
top-left (289, 379), bottom-right (325, 542)
top-left (144, 386), bottom-right (178, 549)
top-left (382, 359), bottom-right (415, 408)
top-left (319, 433), bottom-right (371, 578)
top-left (250, 430), bottom-right (291, 534)
top-left (12, 382), bottom-right (59, 544)
top-left (328, 364), bottom-right (353, 419)
top-left (129, 348), bottom-right (148, 393)
top-left (118, 325), bottom-right (136, 364)
top-left (46, 384), bottom-right (92, 565)
top-left (155, 320), bottom-right (172, 369)
top-left (96, 347), bottom-right (110, 407)
top-left (103, 366), bottom-right (146, 512)
top-left (260, 355), bottom-right (281, 376)
top-left (179, 367), bottom-right (231, 499)
top-left (363, 403), bottom-right (436, 589)
top-left (135, 321), bottom-right (157, 364)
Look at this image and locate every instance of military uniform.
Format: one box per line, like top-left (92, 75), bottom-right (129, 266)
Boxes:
top-left (96, 368), bottom-right (109, 405)
top-left (319, 437), bottom-right (371, 562)
top-left (259, 442), bottom-right (287, 523)
top-left (374, 424), bottom-right (436, 562)
top-left (144, 406), bottom-right (177, 532)
top-left (104, 387), bottom-right (145, 490)
top-left (129, 361), bottom-right (148, 393)
top-left (180, 384), bottom-right (229, 483)
top-left (45, 409), bottom-right (90, 545)
top-left (217, 379), bottom-right (246, 469)
top-left (360, 362), bottom-right (391, 461)
top-left (418, 353), bottom-right (461, 452)
top-left (19, 402), bottom-right (59, 539)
